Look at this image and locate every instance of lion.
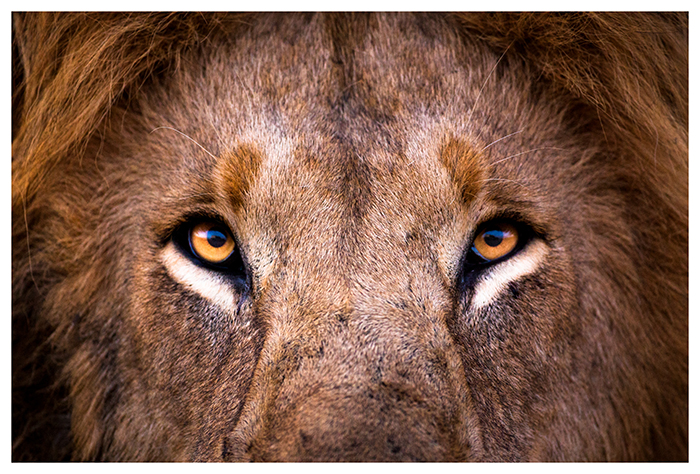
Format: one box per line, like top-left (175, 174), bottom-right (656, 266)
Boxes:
top-left (12, 12), bottom-right (687, 461)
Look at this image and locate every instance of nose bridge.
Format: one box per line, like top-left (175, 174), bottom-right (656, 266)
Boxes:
top-left (222, 255), bottom-right (475, 461)
top-left (217, 69), bottom-right (477, 457)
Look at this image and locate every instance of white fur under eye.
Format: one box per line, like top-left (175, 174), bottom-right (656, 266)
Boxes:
top-left (470, 239), bottom-right (549, 310)
top-left (160, 242), bottom-right (241, 315)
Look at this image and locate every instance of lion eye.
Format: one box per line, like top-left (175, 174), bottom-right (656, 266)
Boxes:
top-left (171, 218), bottom-right (246, 279)
top-left (189, 222), bottom-right (236, 264)
top-left (469, 221), bottom-right (519, 263)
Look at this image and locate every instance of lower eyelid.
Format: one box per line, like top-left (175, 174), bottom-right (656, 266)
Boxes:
top-left (160, 242), bottom-right (243, 314)
top-left (469, 238), bottom-right (549, 309)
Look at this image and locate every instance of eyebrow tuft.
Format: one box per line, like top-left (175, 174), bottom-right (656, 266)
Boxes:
top-left (439, 137), bottom-right (483, 205)
top-left (214, 143), bottom-right (263, 208)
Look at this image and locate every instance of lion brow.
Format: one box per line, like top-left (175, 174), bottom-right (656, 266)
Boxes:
top-left (439, 137), bottom-right (483, 204)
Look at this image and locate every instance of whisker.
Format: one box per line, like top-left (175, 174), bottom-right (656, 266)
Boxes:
top-left (171, 192), bottom-right (215, 201)
top-left (651, 120), bottom-right (659, 168)
top-left (480, 129), bottom-right (524, 152)
top-left (596, 107), bottom-right (609, 146)
top-left (150, 126), bottom-right (219, 161)
top-left (22, 192), bottom-right (40, 293)
top-left (489, 147), bottom-right (564, 167)
top-left (474, 177), bottom-right (529, 188)
top-left (466, 41), bottom-right (514, 128)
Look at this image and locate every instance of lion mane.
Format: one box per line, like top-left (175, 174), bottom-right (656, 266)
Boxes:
top-left (12, 13), bottom-right (687, 461)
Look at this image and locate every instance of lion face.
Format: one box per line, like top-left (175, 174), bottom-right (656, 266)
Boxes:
top-left (12, 13), bottom-right (687, 461)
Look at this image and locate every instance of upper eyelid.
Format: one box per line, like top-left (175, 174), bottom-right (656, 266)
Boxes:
top-left (151, 203), bottom-right (234, 243)
top-left (161, 213), bottom-right (235, 242)
top-left (470, 206), bottom-right (550, 238)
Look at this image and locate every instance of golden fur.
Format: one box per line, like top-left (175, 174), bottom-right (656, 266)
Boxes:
top-left (12, 12), bottom-right (687, 461)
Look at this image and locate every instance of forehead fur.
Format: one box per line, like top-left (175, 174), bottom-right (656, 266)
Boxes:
top-left (12, 13), bottom-right (687, 209)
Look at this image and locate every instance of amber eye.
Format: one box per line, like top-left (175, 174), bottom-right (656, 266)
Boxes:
top-left (470, 222), bottom-right (519, 262)
top-left (189, 222), bottom-right (236, 264)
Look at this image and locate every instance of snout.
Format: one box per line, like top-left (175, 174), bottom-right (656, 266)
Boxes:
top-left (222, 307), bottom-right (477, 462)
top-left (247, 381), bottom-right (465, 461)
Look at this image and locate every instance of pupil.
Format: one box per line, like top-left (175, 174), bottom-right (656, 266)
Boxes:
top-left (483, 230), bottom-right (503, 247)
top-left (207, 230), bottom-right (227, 248)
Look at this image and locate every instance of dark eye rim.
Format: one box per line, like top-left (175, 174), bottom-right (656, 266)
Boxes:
top-left (171, 216), bottom-right (248, 279)
top-left (459, 218), bottom-right (535, 283)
